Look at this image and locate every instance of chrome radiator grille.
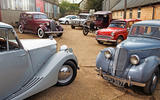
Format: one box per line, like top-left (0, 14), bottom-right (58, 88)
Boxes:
top-left (116, 48), bottom-right (128, 76)
top-left (50, 20), bottom-right (56, 31)
top-left (112, 48), bottom-right (128, 77)
top-left (96, 35), bottom-right (112, 39)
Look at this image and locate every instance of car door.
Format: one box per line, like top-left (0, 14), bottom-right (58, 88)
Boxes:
top-left (25, 14), bottom-right (34, 31)
top-left (0, 29), bottom-right (33, 99)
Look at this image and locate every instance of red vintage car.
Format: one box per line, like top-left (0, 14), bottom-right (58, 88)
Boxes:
top-left (18, 12), bottom-right (63, 38)
top-left (96, 19), bottom-right (141, 44)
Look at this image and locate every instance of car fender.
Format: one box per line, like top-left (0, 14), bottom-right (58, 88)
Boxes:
top-left (128, 56), bottom-right (160, 83)
top-left (38, 24), bottom-right (47, 31)
top-left (12, 51), bottom-right (78, 100)
top-left (96, 47), bottom-right (115, 72)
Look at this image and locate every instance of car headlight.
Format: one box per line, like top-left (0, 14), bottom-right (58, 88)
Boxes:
top-left (60, 45), bottom-right (68, 51)
top-left (95, 31), bottom-right (98, 35)
top-left (45, 22), bottom-right (50, 26)
top-left (104, 50), bottom-right (112, 59)
top-left (111, 32), bottom-right (114, 36)
top-left (130, 55), bottom-right (140, 65)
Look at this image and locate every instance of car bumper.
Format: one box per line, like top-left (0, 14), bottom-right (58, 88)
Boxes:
top-left (96, 67), bottom-right (146, 87)
top-left (96, 35), bottom-right (116, 42)
top-left (96, 38), bottom-right (116, 42)
top-left (45, 31), bottom-right (64, 34)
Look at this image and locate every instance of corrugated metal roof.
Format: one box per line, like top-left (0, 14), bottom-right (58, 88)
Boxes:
top-left (111, 0), bottom-right (160, 11)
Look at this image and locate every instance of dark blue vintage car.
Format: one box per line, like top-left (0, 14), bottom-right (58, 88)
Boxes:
top-left (96, 20), bottom-right (160, 94)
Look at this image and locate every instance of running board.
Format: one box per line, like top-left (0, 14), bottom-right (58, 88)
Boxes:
top-left (5, 77), bottom-right (43, 100)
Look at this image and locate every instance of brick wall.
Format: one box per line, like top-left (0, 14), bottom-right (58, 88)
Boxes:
top-left (112, 4), bottom-right (160, 20)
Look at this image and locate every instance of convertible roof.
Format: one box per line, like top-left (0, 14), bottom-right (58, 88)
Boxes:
top-left (94, 11), bottom-right (112, 15)
top-left (0, 22), bottom-right (13, 29)
top-left (134, 20), bottom-right (160, 26)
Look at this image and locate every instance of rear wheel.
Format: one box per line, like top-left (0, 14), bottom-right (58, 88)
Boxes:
top-left (71, 25), bottom-right (75, 29)
top-left (116, 36), bottom-right (124, 45)
top-left (38, 28), bottom-right (45, 38)
top-left (83, 27), bottom-right (89, 36)
top-left (56, 61), bottom-right (77, 86)
top-left (18, 25), bottom-right (24, 34)
top-left (144, 67), bottom-right (159, 95)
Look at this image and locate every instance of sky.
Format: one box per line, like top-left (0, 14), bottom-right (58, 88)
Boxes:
top-left (59, 0), bottom-right (82, 4)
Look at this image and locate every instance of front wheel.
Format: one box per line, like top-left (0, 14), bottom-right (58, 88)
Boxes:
top-left (18, 25), bottom-right (24, 34)
top-left (71, 25), bottom-right (75, 29)
top-left (56, 61), bottom-right (77, 86)
top-left (97, 40), bottom-right (103, 44)
top-left (38, 28), bottom-right (45, 38)
top-left (144, 67), bottom-right (159, 95)
top-left (57, 33), bottom-right (63, 37)
top-left (83, 27), bottom-right (89, 36)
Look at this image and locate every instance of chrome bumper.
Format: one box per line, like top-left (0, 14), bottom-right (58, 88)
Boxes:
top-left (96, 68), bottom-right (146, 87)
top-left (45, 31), bottom-right (63, 34)
top-left (96, 38), bottom-right (116, 42)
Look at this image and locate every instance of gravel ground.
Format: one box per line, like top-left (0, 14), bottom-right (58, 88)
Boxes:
top-left (16, 25), bottom-right (160, 100)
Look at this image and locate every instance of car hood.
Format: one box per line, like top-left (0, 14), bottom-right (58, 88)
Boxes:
top-left (20, 39), bottom-right (57, 50)
top-left (118, 37), bottom-right (160, 51)
top-left (97, 27), bottom-right (123, 35)
top-left (35, 19), bottom-right (53, 22)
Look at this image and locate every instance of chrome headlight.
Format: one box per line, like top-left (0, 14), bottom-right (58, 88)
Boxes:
top-left (46, 22), bottom-right (50, 26)
top-left (130, 55), bottom-right (140, 65)
top-left (95, 31), bottom-right (98, 35)
top-left (104, 50), bottom-right (112, 59)
top-left (60, 45), bottom-right (68, 51)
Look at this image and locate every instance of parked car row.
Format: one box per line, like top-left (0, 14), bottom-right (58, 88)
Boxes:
top-left (0, 11), bottom-right (160, 100)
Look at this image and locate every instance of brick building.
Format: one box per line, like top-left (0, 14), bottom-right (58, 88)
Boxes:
top-left (103, 0), bottom-right (160, 20)
top-left (0, 0), bottom-right (60, 26)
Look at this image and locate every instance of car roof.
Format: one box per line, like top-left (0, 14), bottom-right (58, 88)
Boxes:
top-left (0, 22), bottom-right (13, 29)
top-left (79, 13), bottom-right (91, 16)
top-left (94, 11), bottom-right (112, 15)
top-left (112, 19), bottom-right (141, 23)
top-left (134, 20), bottom-right (160, 26)
top-left (22, 12), bottom-right (46, 15)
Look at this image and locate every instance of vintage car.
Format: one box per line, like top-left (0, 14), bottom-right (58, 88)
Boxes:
top-left (83, 11), bottom-right (112, 36)
top-left (96, 20), bottom-right (160, 94)
top-left (18, 12), bottom-right (64, 38)
top-left (0, 22), bottom-right (79, 99)
top-left (96, 19), bottom-right (141, 45)
top-left (71, 13), bottom-right (91, 29)
top-left (58, 15), bottom-right (78, 25)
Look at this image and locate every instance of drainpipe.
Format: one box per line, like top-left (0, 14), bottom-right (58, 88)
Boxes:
top-left (152, 5), bottom-right (155, 20)
top-left (123, 0), bottom-right (127, 19)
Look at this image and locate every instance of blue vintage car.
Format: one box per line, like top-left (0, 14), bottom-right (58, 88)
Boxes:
top-left (0, 22), bottom-right (79, 100)
top-left (96, 20), bottom-right (160, 94)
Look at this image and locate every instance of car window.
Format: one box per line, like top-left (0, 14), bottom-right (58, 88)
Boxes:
top-left (0, 29), bottom-right (7, 52)
top-left (72, 16), bottom-right (77, 19)
top-left (109, 22), bottom-right (126, 28)
top-left (33, 14), bottom-right (48, 19)
top-left (8, 30), bottom-right (20, 51)
top-left (27, 14), bottom-right (33, 20)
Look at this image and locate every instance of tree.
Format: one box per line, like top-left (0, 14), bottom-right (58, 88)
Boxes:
top-left (59, 1), bottom-right (80, 17)
top-left (86, 0), bottom-right (103, 11)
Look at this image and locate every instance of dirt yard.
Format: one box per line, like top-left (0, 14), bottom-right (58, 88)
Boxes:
top-left (17, 25), bottom-right (160, 100)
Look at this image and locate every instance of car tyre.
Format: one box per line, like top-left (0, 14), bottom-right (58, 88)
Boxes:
top-left (57, 33), bottom-right (63, 37)
top-left (56, 61), bottom-right (77, 86)
top-left (18, 25), bottom-right (24, 34)
top-left (65, 21), bottom-right (69, 25)
top-left (97, 40), bottom-right (103, 44)
top-left (116, 36), bottom-right (124, 45)
top-left (83, 27), bottom-right (89, 36)
top-left (144, 67), bottom-right (159, 95)
top-left (71, 25), bottom-right (75, 29)
top-left (38, 28), bottom-right (46, 38)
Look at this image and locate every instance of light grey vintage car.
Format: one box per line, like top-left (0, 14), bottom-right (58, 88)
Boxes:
top-left (0, 22), bottom-right (79, 100)
top-left (96, 20), bottom-right (160, 94)
top-left (71, 13), bottom-right (91, 29)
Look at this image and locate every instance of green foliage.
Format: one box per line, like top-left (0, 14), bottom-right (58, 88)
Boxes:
top-left (59, 1), bottom-right (80, 17)
top-left (86, 0), bottom-right (103, 11)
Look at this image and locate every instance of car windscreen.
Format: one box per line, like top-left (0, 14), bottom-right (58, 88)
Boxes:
top-left (33, 14), bottom-right (48, 19)
top-left (79, 15), bottom-right (88, 19)
top-left (109, 22), bottom-right (126, 28)
top-left (129, 25), bottom-right (160, 38)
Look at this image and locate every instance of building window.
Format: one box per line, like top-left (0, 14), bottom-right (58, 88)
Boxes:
top-left (117, 12), bottom-right (118, 17)
top-left (137, 7), bottom-right (141, 19)
top-left (120, 11), bottom-right (123, 17)
top-left (129, 8), bottom-right (132, 19)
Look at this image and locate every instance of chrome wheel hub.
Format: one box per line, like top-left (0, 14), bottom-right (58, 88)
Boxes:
top-left (58, 65), bottom-right (73, 83)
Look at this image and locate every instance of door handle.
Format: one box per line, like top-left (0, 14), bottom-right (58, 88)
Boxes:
top-left (19, 53), bottom-right (26, 57)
